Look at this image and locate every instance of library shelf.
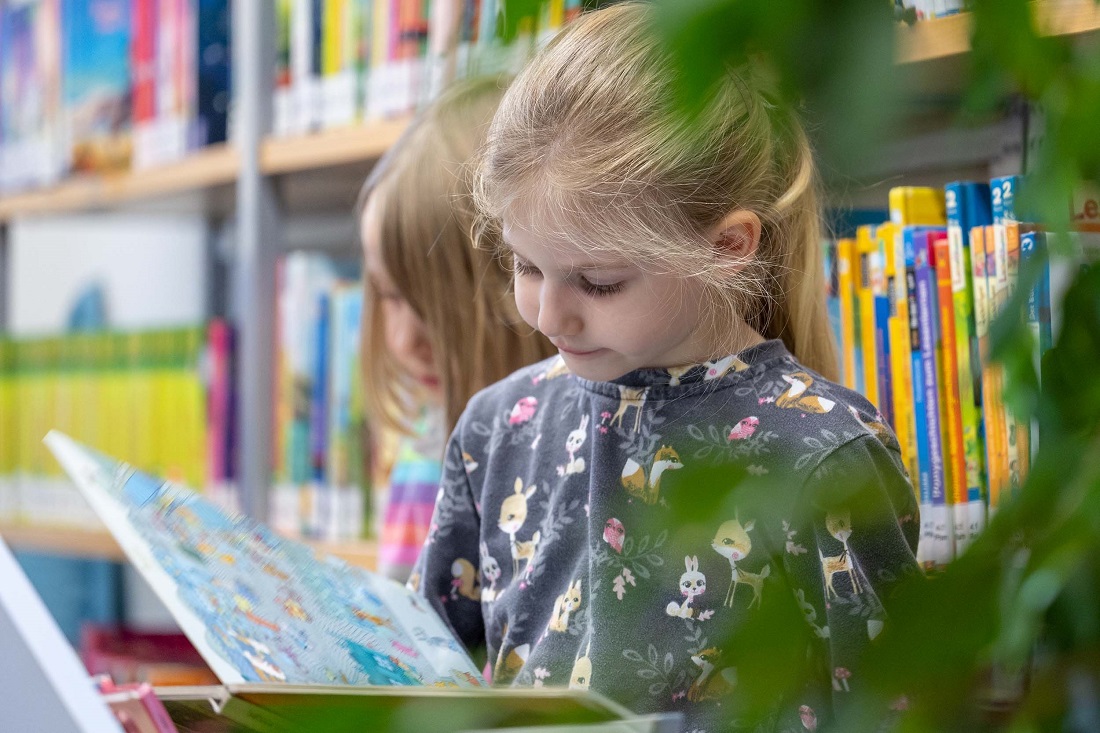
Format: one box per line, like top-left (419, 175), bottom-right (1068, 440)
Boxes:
top-left (0, 144), bottom-right (238, 222)
top-left (0, 118), bottom-right (413, 221)
top-left (260, 117), bottom-right (411, 176)
top-left (896, 1), bottom-right (1100, 65)
top-left (0, 523), bottom-right (379, 571)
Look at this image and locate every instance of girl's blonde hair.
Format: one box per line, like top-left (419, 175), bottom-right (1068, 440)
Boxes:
top-left (360, 77), bottom-right (556, 435)
top-left (473, 2), bottom-right (838, 380)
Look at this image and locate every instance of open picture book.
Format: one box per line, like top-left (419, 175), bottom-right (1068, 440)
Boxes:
top-left (44, 430), bottom-right (486, 689)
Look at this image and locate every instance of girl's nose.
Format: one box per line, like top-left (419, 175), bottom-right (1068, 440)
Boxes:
top-left (537, 281), bottom-right (581, 338)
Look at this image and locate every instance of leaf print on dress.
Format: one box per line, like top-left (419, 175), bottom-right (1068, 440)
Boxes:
top-left (593, 528), bottom-right (668, 582)
top-left (525, 492), bottom-right (583, 586)
top-left (686, 422), bottom-right (778, 463)
top-left (622, 645), bottom-right (689, 699)
top-left (792, 429), bottom-right (858, 472)
top-left (711, 517), bottom-right (770, 609)
top-left (621, 445), bottom-right (683, 505)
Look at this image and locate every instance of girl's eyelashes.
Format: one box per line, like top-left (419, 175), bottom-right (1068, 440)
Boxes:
top-left (578, 278), bottom-right (625, 297)
top-left (512, 256), bottom-right (541, 277)
top-left (513, 253), bottom-right (625, 297)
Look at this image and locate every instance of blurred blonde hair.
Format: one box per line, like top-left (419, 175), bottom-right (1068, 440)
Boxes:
top-left (359, 76), bottom-right (555, 435)
top-left (473, 2), bottom-right (838, 380)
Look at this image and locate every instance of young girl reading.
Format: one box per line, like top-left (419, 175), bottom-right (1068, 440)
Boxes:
top-left (359, 77), bottom-right (554, 581)
top-left (412, 4), bottom-right (921, 730)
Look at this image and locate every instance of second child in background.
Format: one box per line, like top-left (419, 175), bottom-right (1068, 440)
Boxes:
top-left (359, 78), bottom-right (556, 581)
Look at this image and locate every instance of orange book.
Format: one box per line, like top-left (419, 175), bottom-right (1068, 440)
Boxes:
top-left (933, 234), bottom-right (968, 549)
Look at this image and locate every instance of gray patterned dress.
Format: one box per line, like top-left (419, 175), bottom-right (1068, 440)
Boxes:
top-left (411, 339), bottom-right (922, 732)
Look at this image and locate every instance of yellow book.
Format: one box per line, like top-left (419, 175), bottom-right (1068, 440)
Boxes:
top-left (836, 237), bottom-right (858, 392)
top-left (323, 0), bottom-right (347, 76)
top-left (880, 224), bottom-right (918, 487)
top-left (855, 225), bottom-right (879, 409)
top-left (889, 186), bottom-right (947, 227)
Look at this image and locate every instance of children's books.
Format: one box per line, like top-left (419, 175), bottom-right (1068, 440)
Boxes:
top-left (44, 430), bottom-right (481, 688)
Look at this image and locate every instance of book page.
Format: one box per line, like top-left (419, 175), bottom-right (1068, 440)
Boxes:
top-left (44, 431), bottom-right (483, 688)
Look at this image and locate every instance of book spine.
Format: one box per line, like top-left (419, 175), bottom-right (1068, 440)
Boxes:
top-left (888, 227), bottom-right (918, 493)
top-left (915, 229), bottom-right (952, 567)
top-left (1004, 220), bottom-right (1030, 488)
top-left (872, 229), bottom-right (894, 428)
top-left (981, 224), bottom-right (1009, 512)
top-left (933, 232), bottom-right (968, 554)
top-left (906, 230), bottom-right (934, 566)
top-left (838, 237), bottom-right (862, 394)
top-left (856, 225), bottom-right (879, 409)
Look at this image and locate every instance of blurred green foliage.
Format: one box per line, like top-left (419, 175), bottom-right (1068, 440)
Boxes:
top-left (493, 0), bottom-right (1100, 729)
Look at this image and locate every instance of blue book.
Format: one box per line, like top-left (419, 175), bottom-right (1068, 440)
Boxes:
top-left (824, 240), bottom-right (844, 383)
top-left (193, 0), bottom-right (232, 148)
top-left (1020, 230), bottom-right (1053, 363)
top-left (310, 291), bottom-right (330, 486)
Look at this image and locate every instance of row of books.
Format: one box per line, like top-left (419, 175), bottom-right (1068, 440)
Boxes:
top-left (825, 179), bottom-right (1099, 568)
top-left (0, 0), bottom-right (586, 192)
top-left (272, 0), bottom-right (583, 136)
top-left (0, 324), bottom-right (230, 526)
top-left (0, 0), bottom-right (230, 191)
top-left (271, 252), bottom-right (373, 542)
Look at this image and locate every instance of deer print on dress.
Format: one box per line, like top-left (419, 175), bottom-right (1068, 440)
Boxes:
top-left (776, 372), bottom-right (836, 414)
top-left (556, 415), bottom-right (589, 476)
top-left (479, 542), bottom-right (501, 603)
top-left (820, 510), bottom-right (862, 599)
top-left (666, 365), bottom-right (694, 386)
top-left (621, 445), bottom-right (683, 505)
top-left (499, 478), bottom-right (541, 577)
top-left (548, 579), bottom-right (582, 632)
top-left (711, 517), bottom-right (771, 609)
top-left (666, 555), bottom-right (706, 619)
top-left (687, 647), bottom-right (736, 701)
top-left (609, 385), bottom-right (647, 432)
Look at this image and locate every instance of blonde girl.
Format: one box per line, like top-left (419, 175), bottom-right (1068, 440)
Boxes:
top-left (412, 4), bottom-right (922, 729)
top-left (359, 77), bottom-right (555, 581)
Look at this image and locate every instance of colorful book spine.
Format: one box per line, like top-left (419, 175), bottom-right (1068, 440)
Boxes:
top-left (992, 176), bottom-right (1024, 499)
top-left (1003, 219), bottom-right (1030, 489)
top-left (856, 225), bottom-right (880, 410)
top-left (911, 227), bottom-right (952, 567)
top-left (905, 228), bottom-right (931, 565)
top-left (837, 237), bottom-right (862, 394)
top-left (274, 0), bottom-right (294, 135)
top-left (884, 225), bottom-right (918, 492)
top-left (823, 240), bottom-right (844, 384)
top-left (1020, 230), bottom-right (1053, 366)
top-left (873, 224), bottom-right (894, 429)
top-left (889, 186), bottom-right (946, 229)
top-left (190, 0), bottom-right (231, 148)
top-left (944, 181), bottom-right (990, 543)
top-left (979, 224), bottom-right (1009, 512)
top-left (932, 232), bottom-right (968, 554)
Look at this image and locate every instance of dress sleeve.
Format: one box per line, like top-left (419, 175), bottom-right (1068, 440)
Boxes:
top-left (786, 434), bottom-right (923, 720)
top-left (408, 425), bottom-right (486, 658)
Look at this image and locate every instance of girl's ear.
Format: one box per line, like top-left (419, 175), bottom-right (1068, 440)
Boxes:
top-left (710, 209), bottom-right (761, 269)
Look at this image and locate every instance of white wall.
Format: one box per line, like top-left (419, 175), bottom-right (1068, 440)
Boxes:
top-left (8, 212), bottom-right (207, 335)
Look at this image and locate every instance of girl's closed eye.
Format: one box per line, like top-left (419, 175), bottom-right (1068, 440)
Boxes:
top-left (577, 277), bottom-right (625, 298)
top-left (512, 256), bottom-right (541, 278)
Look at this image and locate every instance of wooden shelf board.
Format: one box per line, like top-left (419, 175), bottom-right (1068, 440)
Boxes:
top-left (0, 144), bottom-right (238, 222)
top-left (0, 523), bottom-right (126, 561)
top-left (0, 522), bottom-right (378, 571)
top-left (260, 118), bottom-right (411, 176)
top-left (897, 2), bottom-right (1100, 65)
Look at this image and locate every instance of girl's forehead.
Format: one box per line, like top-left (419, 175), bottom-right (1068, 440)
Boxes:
top-left (503, 217), bottom-right (632, 271)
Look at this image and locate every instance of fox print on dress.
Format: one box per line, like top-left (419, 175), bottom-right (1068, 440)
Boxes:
top-left (687, 647), bottom-right (736, 702)
top-left (665, 555), bottom-right (707, 619)
top-left (704, 354), bottom-right (750, 381)
top-left (711, 517), bottom-right (771, 609)
top-left (499, 478), bottom-right (541, 577)
top-left (557, 415), bottom-right (589, 477)
top-left (776, 372), bottom-right (836, 414)
top-left (621, 445), bottom-right (683, 505)
top-left (450, 558), bottom-right (481, 601)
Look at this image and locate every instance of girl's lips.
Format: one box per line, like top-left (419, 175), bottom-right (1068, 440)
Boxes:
top-left (556, 344), bottom-right (602, 357)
